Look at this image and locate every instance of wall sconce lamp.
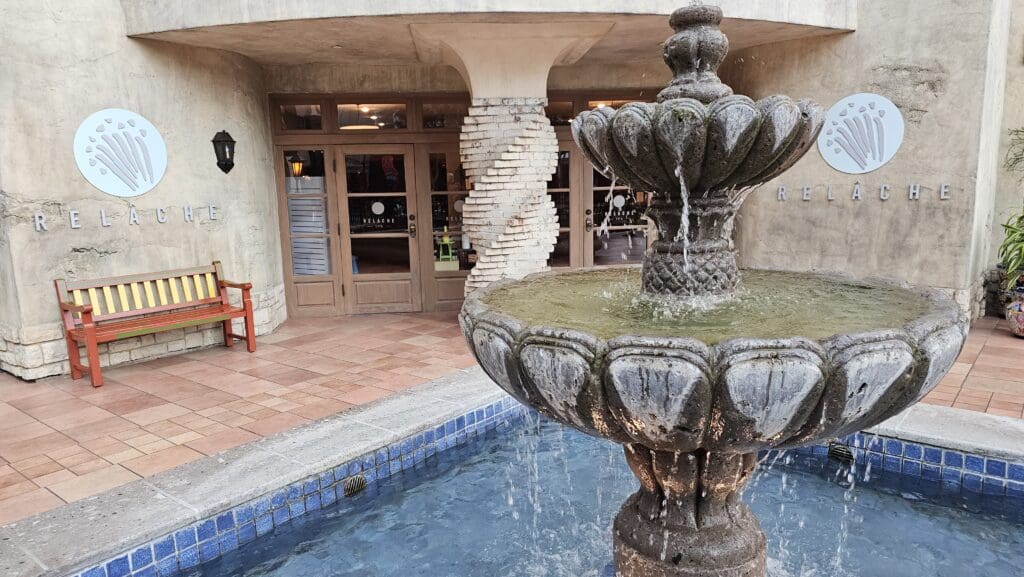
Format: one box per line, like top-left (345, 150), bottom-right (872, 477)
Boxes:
top-left (212, 130), bottom-right (236, 174)
top-left (287, 153), bottom-right (304, 177)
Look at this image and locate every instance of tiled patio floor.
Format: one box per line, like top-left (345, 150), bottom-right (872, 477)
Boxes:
top-left (0, 312), bottom-right (472, 525)
top-left (0, 313), bottom-right (1022, 526)
top-left (920, 316), bottom-right (1024, 418)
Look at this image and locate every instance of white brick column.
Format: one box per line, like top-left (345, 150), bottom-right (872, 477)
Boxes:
top-left (460, 98), bottom-right (559, 293)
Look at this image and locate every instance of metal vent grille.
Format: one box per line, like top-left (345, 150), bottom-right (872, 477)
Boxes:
top-left (343, 475), bottom-right (368, 497)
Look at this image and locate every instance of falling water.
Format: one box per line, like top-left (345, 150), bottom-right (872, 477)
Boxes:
top-left (673, 167), bottom-right (690, 268)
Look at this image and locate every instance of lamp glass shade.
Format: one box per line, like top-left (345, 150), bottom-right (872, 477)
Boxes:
top-left (212, 130), bottom-right (236, 174)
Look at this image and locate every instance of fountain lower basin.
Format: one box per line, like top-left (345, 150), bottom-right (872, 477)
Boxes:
top-left (459, 268), bottom-right (967, 577)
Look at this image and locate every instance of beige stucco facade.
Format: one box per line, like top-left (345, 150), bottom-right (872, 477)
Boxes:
top-left (0, 0), bottom-right (1022, 381)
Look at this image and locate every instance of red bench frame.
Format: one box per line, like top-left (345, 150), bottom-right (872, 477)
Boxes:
top-left (54, 261), bottom-right (256, 387)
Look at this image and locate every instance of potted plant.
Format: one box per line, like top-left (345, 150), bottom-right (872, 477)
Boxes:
top-left (998, 212), bottom-right (1024, 336)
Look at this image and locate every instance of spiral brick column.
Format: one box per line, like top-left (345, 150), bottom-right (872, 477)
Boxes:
top-left (460, 97), bottom-right (560, 294)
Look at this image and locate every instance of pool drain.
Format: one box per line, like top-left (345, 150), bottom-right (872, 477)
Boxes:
top-left (343, 475), bottom-right (368, 497)
top-left (827, 442), bottom-right (855, 466)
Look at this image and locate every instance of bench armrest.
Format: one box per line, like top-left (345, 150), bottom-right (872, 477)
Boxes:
top-left (59, 301), bottom-right (93, 314)
top-left (219, 279), bottom-right (253, 290)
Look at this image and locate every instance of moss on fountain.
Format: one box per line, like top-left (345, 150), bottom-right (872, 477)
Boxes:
top-left (483, 268), bottom-right (932, 344)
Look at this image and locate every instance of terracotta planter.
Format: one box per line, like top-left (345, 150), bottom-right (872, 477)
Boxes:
top-left (1008, 302), bottom-right (1024, 338)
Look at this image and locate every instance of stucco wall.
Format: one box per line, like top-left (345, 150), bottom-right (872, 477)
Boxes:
top-left (990, 0), bottom-right (1024, 267)
top-left (721, 0), bottom-right (997, 311)
top-left (0, 1), bottom-right (284, 380)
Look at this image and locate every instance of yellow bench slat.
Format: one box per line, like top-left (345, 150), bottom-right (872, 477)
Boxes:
top-left (87, 288), bottom-right (101, 315)
top-left (143, 281), bottom-right (156, 307)
top-left (180, 276), bottom-right (192, 301)
top-left (193, 274), bottom-right (205, 299)
top-left (156, 278), bottom-right (168, 306)
top-left (205, 273), bottom-right (217, 299)
top-left (169, 277), bottom-right (180, 304)
top-left (116, 284), bottom-right (130, 312)
top-left (130, 283), bottom-right (143, 309)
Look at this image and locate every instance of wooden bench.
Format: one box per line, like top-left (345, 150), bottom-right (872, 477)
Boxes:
top-left (54, 261), bottom-right (256, 387)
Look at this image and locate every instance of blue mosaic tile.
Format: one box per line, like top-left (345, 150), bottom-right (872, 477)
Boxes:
top-left (131, 545), bottom-right (153, 570)
top-left (942, 468), bottom-right (962, 484)
top-left (445, 419), bottom-right (456, 435)
top-left (174, 527), bottom-right (196, 550)
top-left (82, 567), bottom-right (106, 577)
top-left (213, 512), bottom-right (233, 534)
top-left (322, 486), bottom-right (338, 506)
top-left (922, 464), bottom-right (942, 481)
top-left (135, 567), bottom-right (157, 577)
top-left (319, 470), bottom-right (335, 488)
top-left (963, 473), bottom-right (983, 493)
top-left (235, 503), bottom-right (255, 524)
top-left (306, 493), bottom-right (322, 511)
top-left (1010, 463), bottom-right (1024, 482)
top-left (361, 454), bottom-right (375, 470)
top-left (196, 519), bottom-right (216, 542)
top-left (943, 451), bottom-right (964, 468)
top-left (255, 514), bottom-right (274, 536)
top-left (983, 477), bottom-right (1007, 496)
top-left (238, 521), bottom-right (257, 543)
top-left (867, 437), bottom-right (883, 452)
top-left (178, 546), bottom-right (200, 569)
top-left (902, 460), bottom-right (922, 477)
top-left (402, 453), bottom-right (414, 469)
top-left (287, 483), bottom-right (303, 501)
top-left (152, 536), bottom-right (175, 561)
top-left (923, 447), bottom-right (942, 464)
top-left (376, 448), bottom-right (389, 465)
top-left (1008, 481), bottom-right (1024, 497)
top-left (867, 453), bottom-right (882, 470)
top-left (883, 439), bottom-right (902, 456)
top-left (365, 469), bottom-right (378, 483)
top-left (155, 557), bottom-right (178, 577)
top-left (903, 443), bottom-right (922, 460)
top-left (219, 529), bottom-right (239, 553)
top-left (467, 411), bottom-right (477, 425)
top-left (270, 490), bottom-right (286, 509)
top-left (272, 506), bottom-right (290, 526)
top-left (106, 556), bottom-right (130, 577)
top-left (965, 455), bottom-right (985, 473)
top-left (289, 500), bottom-right (306, 517)
top-left (198, 539), bottom-right (219, 563)
top-left (456, 415), bottom-right (466, 430)
top-left (346, 460), bottom-right (361, 477)
top-left (986, 459), bottom-right (1007, 477)
top-left (388, 443), bottom-right (402, 460)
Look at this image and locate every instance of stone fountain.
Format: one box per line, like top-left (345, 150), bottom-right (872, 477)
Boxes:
top-left (460, 5), bottom-right (967, 577)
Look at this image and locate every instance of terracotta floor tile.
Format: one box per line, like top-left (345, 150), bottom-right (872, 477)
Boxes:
top-left (288, 400), bottom-right (354, 421)
top-left (104, 447), bottom-right (146, 464)
top-left (167, 431), bottom-right (204, 445)
top-left (137, 439), bottom-right (175, 454)
top-left (186, 428), bottom-right (260, 456)
top-left (0, 431), bottom-right (76, 463)
top-left (0, 479), bottom-right (43, 500)
top-left (61, 416), bottom-right (138, 442)
top-left (240, 412), bottom-right (310, 437)
top-left (0, 488), bottom-right (64, 525)
top-left (176, 390), bottom-right (241, 411)
top-left (31, 468), bottom-right (77, 488)
top-left (122, 403), bottom-right (192, 426)
top-left (47, 465), bottom-right (140, 502)
top-left (0, 403), bottom-right (38, 432)
top-left (121, 445), bottom-right (204, 477)
top-left (69, 458), bottom-right (112, 476)
top-left (335, 386), bottom-right (393, 406)
top-left (37, 406), bottom-right (117, 432)
top-left (97, 393), bottom-right (169, 416)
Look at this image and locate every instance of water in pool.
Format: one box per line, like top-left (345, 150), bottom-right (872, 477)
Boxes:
top-left (187, 417), bottom-right (1024, 577)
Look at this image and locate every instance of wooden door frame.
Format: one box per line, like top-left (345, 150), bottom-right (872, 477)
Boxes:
top-left (336, 143), bottom-right (423, 314)
top-left (275, 144), bottom-right (345, 318)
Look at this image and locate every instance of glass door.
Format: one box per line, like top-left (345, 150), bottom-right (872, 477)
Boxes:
top-left (338, 145), bottom-right (422, 313)
top-left (584, 167), bottom-right (652, 267)
top-left (415, 143), bottom-right (475, 310)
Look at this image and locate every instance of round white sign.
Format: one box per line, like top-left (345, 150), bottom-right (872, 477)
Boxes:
top-left (818, 93), bottom-right (904, 175)
top-left (612, 194), bottom-right (627, 209)
top-left (74, 109), bottom-right (167, 197)
top-left (370, 201), bottom-right (386, 215)
top-left (453, 199), bottom-right (465, 213)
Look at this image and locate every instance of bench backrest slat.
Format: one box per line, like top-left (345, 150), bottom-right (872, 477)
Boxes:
top-left (56, 263), bottom-right (225, 323)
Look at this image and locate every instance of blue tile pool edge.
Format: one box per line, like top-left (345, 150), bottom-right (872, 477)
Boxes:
top-left (68, 400), bottom-right (1024, 577)
top-left (69, 396), bottom-right (528, 577)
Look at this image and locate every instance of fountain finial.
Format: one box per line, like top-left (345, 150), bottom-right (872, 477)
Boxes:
top-left (658, 5), bottom-right (732, 103)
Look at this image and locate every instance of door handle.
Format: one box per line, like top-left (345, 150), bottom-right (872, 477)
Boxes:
top-left (408, 223), bottom-right (417, 238)
top-left (585, 209), bottom-right (593, 232)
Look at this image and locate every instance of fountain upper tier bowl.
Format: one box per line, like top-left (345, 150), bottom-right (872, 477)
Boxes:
top-left (460, 268), bottom-right (967, 455)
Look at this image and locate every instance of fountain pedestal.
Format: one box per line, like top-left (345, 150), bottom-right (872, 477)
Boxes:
top-left (644, 197), bottom-right (740, 297)
top-left (614, 447), bottom-right (764, 577)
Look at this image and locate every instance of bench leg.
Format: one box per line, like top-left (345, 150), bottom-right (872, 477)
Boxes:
top-left (243, 295), bottom-right (256, 353)
top-left (222, 320), bottom-right (234, 348)
top-left (65, 332), bottom-right (83, 380)
top-left (84, 329), bottom-right (103, 387)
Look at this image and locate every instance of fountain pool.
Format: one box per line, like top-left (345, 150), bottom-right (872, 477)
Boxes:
top-left (184, 416), bottom-right (1024, 577)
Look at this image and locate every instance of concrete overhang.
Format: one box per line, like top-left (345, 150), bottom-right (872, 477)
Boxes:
top-left (119, 1), bottom-right (856, 68)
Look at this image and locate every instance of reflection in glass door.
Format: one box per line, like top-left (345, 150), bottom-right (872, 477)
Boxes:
top-left (338, 146), bottom-right (422, 313)
top-left (586, 168), bottom-right (652, 267)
